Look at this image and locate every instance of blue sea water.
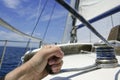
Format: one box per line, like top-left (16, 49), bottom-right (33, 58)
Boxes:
top-left (0, 46), bottom-right (36, 77)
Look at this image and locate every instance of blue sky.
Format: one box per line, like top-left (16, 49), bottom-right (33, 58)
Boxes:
top-left (0, 0), bottom-right (69, 44)
top-left (0, 0), bottom-right (119, 47)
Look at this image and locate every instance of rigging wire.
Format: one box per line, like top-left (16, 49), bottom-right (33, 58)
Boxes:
top-left (31, 0), bottom-right (48, 36)
top-left (24, 0), bottom-right (49, 52)
top-left (42, 2), bottom-right (56, 43)
top-left (18, 0), bottom-right (50, 66)
top-left (19, 0), bottom-right (56, 66)
top-left (0, 40), bottom-right (7, 69)
top-left (111, 15), bottom-right (114, 27)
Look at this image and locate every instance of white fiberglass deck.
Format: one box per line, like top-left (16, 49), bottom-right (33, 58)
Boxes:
top-left (43, 53), bottom-right (120, 80)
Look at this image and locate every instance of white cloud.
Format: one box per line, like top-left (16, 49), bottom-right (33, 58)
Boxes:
top-left (16, 5), bottom-right (37, 18)
top-left (0, 31), bottom-right (41, 47)
top-left (0, 31), bottom-right (26, 40)
top-left (0, 31), bottom-right (41, 41)
top-left (41, 10), bottom-right (67, 22)
top-left (0, 31), bottom-right (39, 47)
top-left (3, 0), bottom-right (21, 9)
top-left (2, 0), bottom-right (67, 22)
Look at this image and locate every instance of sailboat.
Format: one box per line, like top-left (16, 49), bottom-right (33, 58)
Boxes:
top-left (0, 0), bottom-right (120, 80)
top-left (44, 0), bottom-right (120, 80)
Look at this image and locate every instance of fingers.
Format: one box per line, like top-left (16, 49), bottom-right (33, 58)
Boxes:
top-left (48, 56), bottom-right (62, 65)
top-left (51, 60), bottom-right (63, 73)
top-left (36, 45), bottom-right (64, 74)
top-left (47, 56), bottom-right (63, 74)
top-left (40, 45), bottom-right (64, 59)
top-left (47, 60), bottom-right (63, 74)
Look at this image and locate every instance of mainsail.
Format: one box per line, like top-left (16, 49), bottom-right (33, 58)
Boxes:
top-left (76, 0), bottom-right (120, 26)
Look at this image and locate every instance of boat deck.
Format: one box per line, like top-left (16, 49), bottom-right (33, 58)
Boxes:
top-left (44, 53), bottom-right (120, 80)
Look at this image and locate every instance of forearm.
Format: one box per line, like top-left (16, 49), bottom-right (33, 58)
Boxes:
top-left (5, 61), bottom-right (36, 80)
top-left (5, 56), bottom-right (46, 80)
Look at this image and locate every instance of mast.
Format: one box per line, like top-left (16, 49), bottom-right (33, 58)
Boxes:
top-left (70, 0), bottom-right (79, 43)
top-left (61, 0), bottom-right (76, 43)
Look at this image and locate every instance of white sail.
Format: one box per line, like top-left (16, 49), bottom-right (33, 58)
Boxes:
top-left (76, 0), bottom-right (120, 26)
top-left (62, 0), bottom-right (120, 43)
top-left (73, 0), bottom-right (120, 43)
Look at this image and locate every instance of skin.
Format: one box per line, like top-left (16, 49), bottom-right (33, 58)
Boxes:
top-left (5, 45), bottom-right (64, 80)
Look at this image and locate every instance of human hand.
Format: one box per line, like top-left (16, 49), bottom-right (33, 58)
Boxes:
top-left (27, 45), bottom-right (64, 79)
top-left (5, 45), bottom-right (64, 80)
